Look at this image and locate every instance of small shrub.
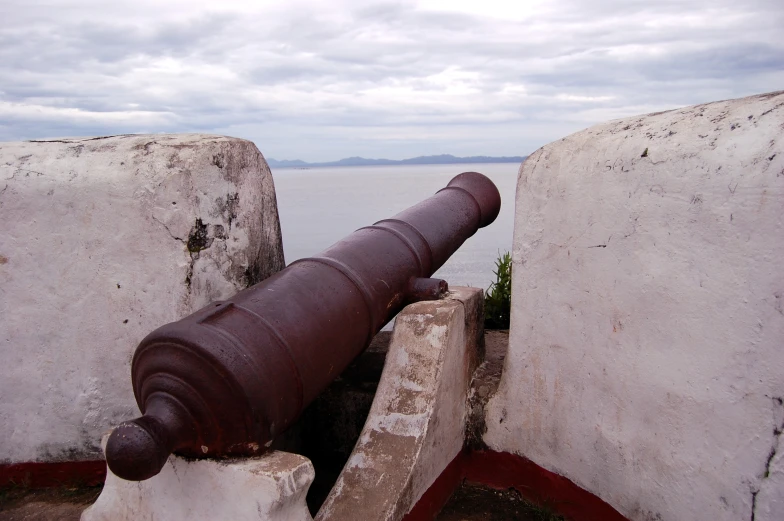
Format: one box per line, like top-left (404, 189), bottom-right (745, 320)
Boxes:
top-left (484, 251), bottom-right (512, 330)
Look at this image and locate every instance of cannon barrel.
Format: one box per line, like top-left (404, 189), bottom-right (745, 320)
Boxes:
top-left (105, 172), bottom-right (501, 481)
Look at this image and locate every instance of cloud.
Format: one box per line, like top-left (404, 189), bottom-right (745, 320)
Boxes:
top-left (0, 0), bottom-right (782, 160)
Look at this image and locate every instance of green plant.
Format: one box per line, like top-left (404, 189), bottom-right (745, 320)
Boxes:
top-left (484, 251), bottom-right (512, 330)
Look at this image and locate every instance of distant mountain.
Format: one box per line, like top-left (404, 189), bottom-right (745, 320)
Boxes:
top-left (265, 159), bottom-right (311, 168)
top-left (266, 154), bottom-right (526, 169)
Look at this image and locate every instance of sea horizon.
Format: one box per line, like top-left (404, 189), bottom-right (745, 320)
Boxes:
top-left (271, 162), bottom-right (518, 290)
top-left (266, 153), bottom-right (527, 169)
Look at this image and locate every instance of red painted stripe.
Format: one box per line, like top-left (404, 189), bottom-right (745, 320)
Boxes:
top-left (2, 450), bottom-right (628, 521)
top-left (402, 452), bottom-right (464, 521)
top-left (406, 450), bottom-right (628, 521)
top-left (463, 450), bottom-right (628, 521)
top-left (0, 461), bottom-right (106, 488)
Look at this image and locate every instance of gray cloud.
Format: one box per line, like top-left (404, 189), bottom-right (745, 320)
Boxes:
top-left (1, 0), bottom-right (782, 160)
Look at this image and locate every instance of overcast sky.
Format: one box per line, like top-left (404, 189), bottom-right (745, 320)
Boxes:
top-left (1, 0), bottom-right (782, 161)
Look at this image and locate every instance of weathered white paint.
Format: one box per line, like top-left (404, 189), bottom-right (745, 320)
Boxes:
top-left (82, 442), bottom-right (313, 521)
top-left (317, 287), bottom-right (483, 521)
top-left (0, 134), bottom-right (284, 464)
top-left (484, 91), bottom-right (784, 521)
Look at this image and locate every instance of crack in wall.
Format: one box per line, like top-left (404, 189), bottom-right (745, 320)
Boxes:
top-left (764, 397), bottom-right (784, 479)
top-left (151, 215), bottom-right (234, 294)
top-left (151, 215), bottom-right (197, 293)
top-left (10, 168), bottom-right (46, 177)
top-left (752, 396), bottom-right (784, 520)
top-left (1, 170), bottom-right (18, 195)
top-left (183, 253), bottom-right (197, 293)
top-left (0, 170), bottom-right (19, 203)
top-left (151, 215), bottom-right (196, 292)
top-left (151, 215), bottom-right (185, 244)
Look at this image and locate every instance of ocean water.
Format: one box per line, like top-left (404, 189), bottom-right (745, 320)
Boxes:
top-left (271, 163), bottom-right (520, 293)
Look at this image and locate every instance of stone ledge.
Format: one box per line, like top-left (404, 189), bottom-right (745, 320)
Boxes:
top-left (81, 449), bottom-right (314, 521)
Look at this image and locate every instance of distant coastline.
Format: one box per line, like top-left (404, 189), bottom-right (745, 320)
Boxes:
top-left (266, 154), bottom-right (527, 169)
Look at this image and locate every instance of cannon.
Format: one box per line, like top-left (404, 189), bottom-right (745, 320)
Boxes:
top-left (106, 172), bottom-right (501, 481)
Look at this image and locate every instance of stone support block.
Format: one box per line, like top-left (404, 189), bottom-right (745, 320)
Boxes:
top-left (82, 446), bottom-right (313, 521)
top-left (317, 287), bottom-right (483, 521)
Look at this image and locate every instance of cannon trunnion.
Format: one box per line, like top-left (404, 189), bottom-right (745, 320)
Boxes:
top-left (106, 172), bottom-right (501, 481)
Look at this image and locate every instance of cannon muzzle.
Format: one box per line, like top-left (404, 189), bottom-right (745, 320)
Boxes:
top-left (106, 171), bottom-right (501, 480)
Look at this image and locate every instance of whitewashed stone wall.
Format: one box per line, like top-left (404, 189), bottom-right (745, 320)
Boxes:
top-left (485, 92), bottom-right (784, 521)
top-left (0, 134), bottom-right (284, 464)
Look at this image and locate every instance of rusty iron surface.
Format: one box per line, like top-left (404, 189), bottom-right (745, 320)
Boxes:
top-left (105, 172), bottom-right (501, 481)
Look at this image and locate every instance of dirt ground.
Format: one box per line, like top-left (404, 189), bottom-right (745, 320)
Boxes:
top-left (0, 488), bottom-right (100, 521)
top-left (436, 482), bottom-right (566, 521)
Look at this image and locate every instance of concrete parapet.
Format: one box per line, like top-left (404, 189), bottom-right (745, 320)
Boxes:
top-left (485, 91), bottom-right (784, 520)
top-left (0, 134), bottom-right (284, 467)
top-left (317, 287), bottom-right (483, 521)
